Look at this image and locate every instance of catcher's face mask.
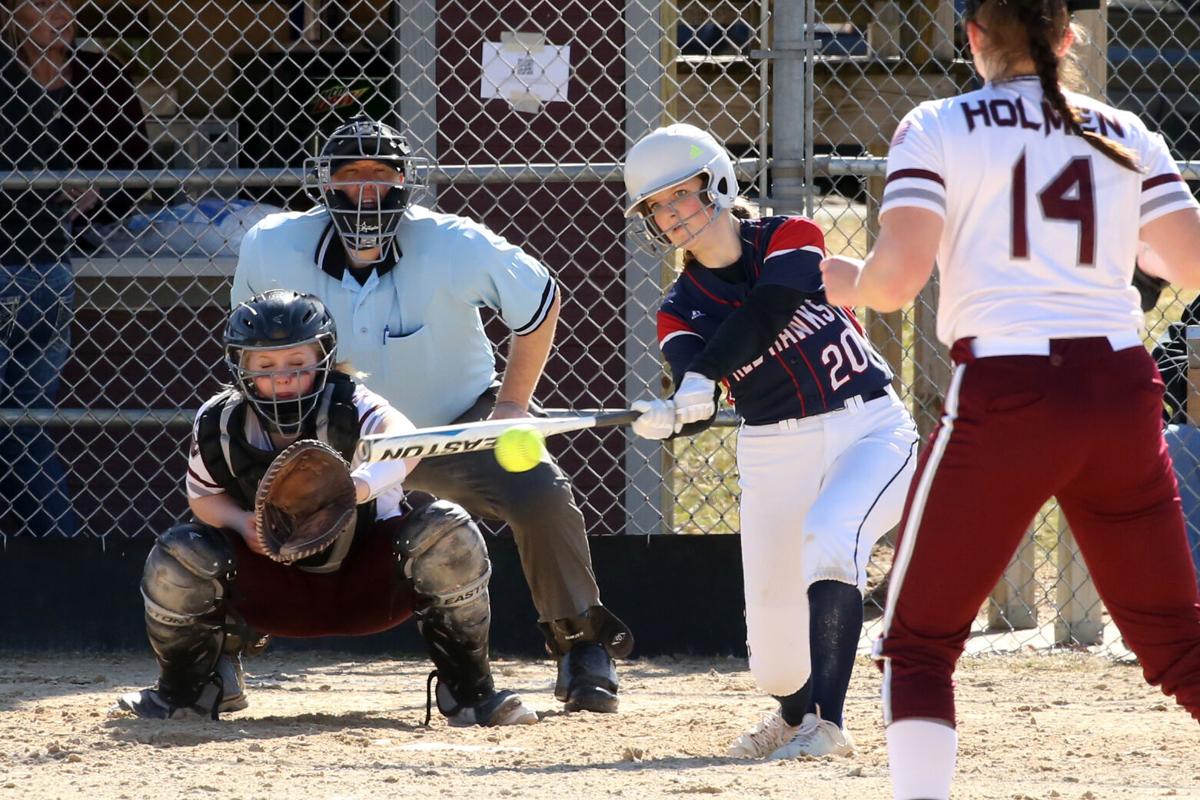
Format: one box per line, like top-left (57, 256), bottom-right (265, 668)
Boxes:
top-left (232, 339), bottom-right (335, 436)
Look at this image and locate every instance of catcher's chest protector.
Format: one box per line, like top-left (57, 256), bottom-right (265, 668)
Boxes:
top-left (196, 374), bottom-right (372, 524)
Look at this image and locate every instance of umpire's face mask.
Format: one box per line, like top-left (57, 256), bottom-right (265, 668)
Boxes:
top-left (322, 160), bottom-right (409, 262)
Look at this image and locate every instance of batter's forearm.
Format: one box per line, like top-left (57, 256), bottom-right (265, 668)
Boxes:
top-left (853, 260), bottom-right (914, 312)
top-left (497, 292), bottom-right (560, 410)
top-left (687, 285), bottom-right (812, 381)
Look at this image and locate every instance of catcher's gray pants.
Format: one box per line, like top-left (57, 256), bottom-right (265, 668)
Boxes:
top-left (404, 389), bottom-right (601, 622)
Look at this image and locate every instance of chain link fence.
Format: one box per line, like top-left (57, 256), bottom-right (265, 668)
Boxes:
top-left (1, 0), bottom-right (1198, 652)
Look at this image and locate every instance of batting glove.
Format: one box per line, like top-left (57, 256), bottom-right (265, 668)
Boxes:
top-left (672, 372), bottom-right (716, 430)
top-left (631, 399), bottom-right (675, 440)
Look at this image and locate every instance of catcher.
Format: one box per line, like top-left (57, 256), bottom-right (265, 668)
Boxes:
top-left (117, 289), bottom-right (537, 726)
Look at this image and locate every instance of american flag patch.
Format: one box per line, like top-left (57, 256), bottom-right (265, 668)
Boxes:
top-left (891, 121), bottom-right (910, 147)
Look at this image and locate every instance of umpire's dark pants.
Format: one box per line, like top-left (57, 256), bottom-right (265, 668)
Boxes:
top-left (404, 388), bottom-right (601, 623)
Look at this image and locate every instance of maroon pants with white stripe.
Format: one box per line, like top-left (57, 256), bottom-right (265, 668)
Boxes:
top-left (879, 337), bottom-right (1200, 725)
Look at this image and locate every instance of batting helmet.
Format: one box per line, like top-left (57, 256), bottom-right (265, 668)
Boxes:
top-left (623, 124), bottom-right (738, 252)
top-left (224, 290), bottom-right (338, 436)
top-left (303, 116), bottom-right (426, 262)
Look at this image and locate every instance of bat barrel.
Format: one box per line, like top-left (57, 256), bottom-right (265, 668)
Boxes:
top-left (358, 408), bottom-right (642, 463)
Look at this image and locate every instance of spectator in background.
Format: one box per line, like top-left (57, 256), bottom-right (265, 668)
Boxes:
top-left (0, 0), bottom-right (152, 537)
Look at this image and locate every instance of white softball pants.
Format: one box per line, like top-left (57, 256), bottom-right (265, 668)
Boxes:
top-left (736, 389), bottom-right (918, 696)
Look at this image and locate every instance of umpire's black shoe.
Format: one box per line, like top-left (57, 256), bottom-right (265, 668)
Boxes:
top-left (556, 642), bottom-right (620, 714)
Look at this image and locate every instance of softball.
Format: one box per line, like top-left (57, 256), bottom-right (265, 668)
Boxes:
top-left (494, 425), bottom-right (546, 473)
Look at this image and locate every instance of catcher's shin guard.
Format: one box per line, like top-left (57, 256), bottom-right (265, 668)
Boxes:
top-left (540, 605), bottom-right (634, 713)
top-left (138, 523), bottom-right (237, 709)
top-left (394, 501), bottom-right (496, 709)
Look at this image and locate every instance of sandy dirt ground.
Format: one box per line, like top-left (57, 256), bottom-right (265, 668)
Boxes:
top-left (0, 650), bottom-right (1195, 800)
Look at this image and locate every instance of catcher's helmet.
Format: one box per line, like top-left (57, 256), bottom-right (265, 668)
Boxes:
top-left (224, 290), bottom-right (338, 436)
top-left (303, 115), bottom-right (426, 262)
top-left (623, 123), bottom-right (738, 253)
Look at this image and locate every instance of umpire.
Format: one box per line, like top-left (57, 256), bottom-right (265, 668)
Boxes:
top-left (231, 116), bottom-right (631, 713)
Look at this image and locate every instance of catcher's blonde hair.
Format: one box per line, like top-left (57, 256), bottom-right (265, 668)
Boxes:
top-left (334, 361), bottom-right (369, 382)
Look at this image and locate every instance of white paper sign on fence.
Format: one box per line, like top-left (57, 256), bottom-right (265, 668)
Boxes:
top-left (480, 34), bottom-right (571, 112)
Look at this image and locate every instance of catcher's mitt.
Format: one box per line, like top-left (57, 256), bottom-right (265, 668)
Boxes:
top-left (254, 439), bottom-right (357, 563)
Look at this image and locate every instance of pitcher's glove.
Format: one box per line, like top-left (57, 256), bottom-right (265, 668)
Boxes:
top-left (254, 439), bottom-right (357, 563)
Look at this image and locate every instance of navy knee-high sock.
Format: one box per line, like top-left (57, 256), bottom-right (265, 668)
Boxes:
top-left (805, 579), bottom-right (864, 727)
top-left (773, 680), bottom-right (811, 727)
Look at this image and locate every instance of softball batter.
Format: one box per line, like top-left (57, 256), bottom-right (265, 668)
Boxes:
top-left (623, 123), bottom-right (919, 758)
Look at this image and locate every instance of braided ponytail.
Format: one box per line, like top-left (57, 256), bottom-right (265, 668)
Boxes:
top-left (972, 0), bottom-right (1139, 172)
top-left (1021, 0), bottom-right (1138, 170)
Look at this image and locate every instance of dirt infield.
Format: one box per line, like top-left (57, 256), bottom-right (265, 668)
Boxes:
top-left (0, 651), bottom-right (1195, 799)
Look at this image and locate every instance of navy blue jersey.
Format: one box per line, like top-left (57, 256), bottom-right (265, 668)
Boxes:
top-left (656, 216), bottom-right (893, 425)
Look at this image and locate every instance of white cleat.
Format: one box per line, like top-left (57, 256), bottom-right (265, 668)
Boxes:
top-left (769, 710), bottom-right (856, 759)
top-left (727, 709), bottom-right (801, 758)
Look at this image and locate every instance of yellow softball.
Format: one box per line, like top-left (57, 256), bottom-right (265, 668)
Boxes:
top-left (494, 425), bottom-right (546, 473)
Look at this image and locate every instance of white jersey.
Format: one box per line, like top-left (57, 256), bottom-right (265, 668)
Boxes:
top-left (186, 382), bottom-right (413, 520)
top-left (881, 77), bottom-right (1198, 346)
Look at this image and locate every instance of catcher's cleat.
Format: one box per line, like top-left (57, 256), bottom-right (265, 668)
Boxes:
top-left (428, 673), bottom-right (538, 727)
top-left (728, 708), bottom-right (801, 758)
top-left (214, 653), bottom-right (248, 713)
top-left (557, 642), bottom-right (619, 714)
top-left (446, 690), bottom-right (539, 727)
top-left (769, 709), bottom-right (855, 759)
top-left (116, 655), bottom-right (247, 720)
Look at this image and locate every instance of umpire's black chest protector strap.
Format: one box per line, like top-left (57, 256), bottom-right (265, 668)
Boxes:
top-left (195, 374), bottom-right (365, 511)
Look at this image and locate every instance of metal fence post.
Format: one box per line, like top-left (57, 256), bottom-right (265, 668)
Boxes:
top-left (395, 0), bottom-right (440, 207)
top-left (623, 0), bottom-right (670, 535)
top-left (768, 0), bottom-right (811, 216)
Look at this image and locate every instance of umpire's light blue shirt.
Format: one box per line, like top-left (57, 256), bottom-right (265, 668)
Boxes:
top-left (231, 205), bottom-right (558, 428)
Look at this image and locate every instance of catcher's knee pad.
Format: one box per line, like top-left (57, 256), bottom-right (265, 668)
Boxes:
top-left (141, 523), bottom-right (237, 699)
top-left (394, 500), bottom-right (491, 612)
top-left (395, 501), bottom-right (494, 706)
